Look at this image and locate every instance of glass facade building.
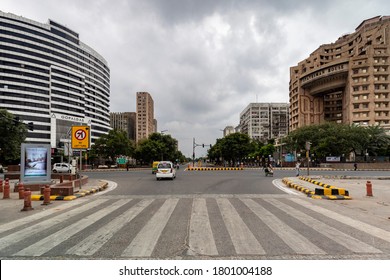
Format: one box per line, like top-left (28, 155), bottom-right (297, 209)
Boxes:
top-left (0, 11), bottom-right (111, 149)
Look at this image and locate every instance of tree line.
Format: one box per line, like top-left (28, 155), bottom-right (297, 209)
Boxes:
top-left (208, 123), bottom-right (390, 165)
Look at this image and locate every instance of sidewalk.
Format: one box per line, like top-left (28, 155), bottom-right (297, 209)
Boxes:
top-left (282, 175), bottom-right (390, 221)
top-left (0, 179), bottom-right (108, 225)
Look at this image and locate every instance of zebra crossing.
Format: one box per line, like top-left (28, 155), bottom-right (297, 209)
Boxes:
top-left (0, 194), bottom-right (389, 259)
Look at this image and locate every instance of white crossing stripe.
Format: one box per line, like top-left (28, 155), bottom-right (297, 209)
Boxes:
top-left (0, 199), bottom-right (85, 234)
top-left (14, 199), bottom-right (129, 256)
top-left (0, 199), bottom-right (108, 252)
top-left (241, 198), bottom-right (326, 255)
top-left (121, 198), bottom-right (179, 257)
top-left (266, 198), bottom-right (382, 254)
top-left (66, 199), bottom-right (154, 256)
top-left (188, 198), bottom-right (218, 256)
top-left (289, 197), bottom-right (390, 243)
top-left (216, 198), bottom-right (265, 255)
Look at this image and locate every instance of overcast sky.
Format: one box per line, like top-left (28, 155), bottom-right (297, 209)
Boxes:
top-left (2, 0), bottom-right (388, 157)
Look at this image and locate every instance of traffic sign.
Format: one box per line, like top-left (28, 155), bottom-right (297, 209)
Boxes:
top-left (71, 126), bottom-right (90, 149)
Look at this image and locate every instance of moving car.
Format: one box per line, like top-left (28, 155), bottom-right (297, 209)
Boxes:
top-left (52, 163), bottom-right (72, 173)
top-left (156, 161), bottom-right (176, 180)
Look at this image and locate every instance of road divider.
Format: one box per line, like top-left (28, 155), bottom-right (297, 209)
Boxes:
top-left (187, 167), bottom-right (244, 171)
top-left (282, 177), bottom-right (351, 200)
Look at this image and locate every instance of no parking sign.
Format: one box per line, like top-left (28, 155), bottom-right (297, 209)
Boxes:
top-left (71, 126), bottom-right (90, 149)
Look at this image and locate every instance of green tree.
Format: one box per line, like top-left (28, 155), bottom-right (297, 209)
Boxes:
top-left (0, 109), bottom-right (27, 163)
top-left (220, 133), bottom-right (253, 165)
top-left (134, 133), bottom-right (182, 165)
top-left (90, 129), bottom-right (135, 164)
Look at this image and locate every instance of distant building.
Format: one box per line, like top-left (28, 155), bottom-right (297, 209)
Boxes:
top-left (136, 92), bottom-right (155, 142)
top-left (239, 103), bottom-right (289, 142)
top-left (223, 126), bottom-right (235, 137)
top-left (110, 112), bottom-right (136, 141)
top-left (290, 15), bottom-right (390, 134)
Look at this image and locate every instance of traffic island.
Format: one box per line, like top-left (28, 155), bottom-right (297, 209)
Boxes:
top-left (297, 176), bottom-right (351, 200)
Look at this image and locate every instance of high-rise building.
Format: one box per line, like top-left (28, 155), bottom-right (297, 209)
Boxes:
top-left (239, 103), bottom-right (289, 142)
top-left (290, 16), bottom-right (390, 134)
top-left (0, 11), bottom-right (110, 147)
top-left (136, 92), bottom-right (154, 142)
top-left (110, 112), bottom-right (136, 141)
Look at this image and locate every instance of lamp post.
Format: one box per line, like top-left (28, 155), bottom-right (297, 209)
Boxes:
top-left (159, 130), bottom-right (168, 160)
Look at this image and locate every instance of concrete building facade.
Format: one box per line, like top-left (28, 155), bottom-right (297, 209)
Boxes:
top-left (0, 11), bottom-right (111, 148)
top-left (110, 112), bottom-right (136, 141)
top-left (290, 16), bottom-right (390, 134)
top-left (136, 92), bottom-right (155, 142)
top-left (239, 103), bottom-right (289, 142)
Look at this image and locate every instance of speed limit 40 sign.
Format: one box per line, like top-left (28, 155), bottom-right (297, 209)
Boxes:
top-left (71, 126), bottom-right (90, 149)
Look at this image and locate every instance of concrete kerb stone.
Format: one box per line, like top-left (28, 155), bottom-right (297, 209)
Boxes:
top-left (30, 180), bottom-right (109, 201)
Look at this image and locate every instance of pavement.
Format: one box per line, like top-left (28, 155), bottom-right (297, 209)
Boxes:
top-left (0, 178), bottom-right (109, 225)
top-left (280, 175), bottom-right (390, 221)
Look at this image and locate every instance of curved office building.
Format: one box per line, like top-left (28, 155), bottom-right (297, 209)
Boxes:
top-left (0, 11), bottom-right (110, 150)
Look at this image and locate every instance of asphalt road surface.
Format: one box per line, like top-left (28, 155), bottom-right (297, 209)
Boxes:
top-left (1, 168), bottom-right (389, 260)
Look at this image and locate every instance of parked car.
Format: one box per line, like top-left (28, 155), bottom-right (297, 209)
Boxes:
top-left (52, 163), bottom-right (72, 173)
top-left (156, 161), bottom-right (176, 180)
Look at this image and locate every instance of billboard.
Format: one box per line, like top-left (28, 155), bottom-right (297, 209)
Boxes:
top-left (20, 143), bottom-right (51, 183)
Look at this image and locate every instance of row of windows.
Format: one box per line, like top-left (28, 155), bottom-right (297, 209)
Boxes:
top-left (0, 106), bottom-right (50, 120)
top-left (51, 97), bottom-right (84, 107)
top-left (51, 82), bottom-right (83, 94)
top-left (51, 89), bottom-right (84, 101)
top-left (0, 67), bottom-right (50, 81)
top-left (0, 40), bottom-right (108, 89)
top-left (0, 98), bottom-right (49, 109)
top-left (1, 75), bottom-right (49, 88)
top-left (0, 59), bottom-right (49, 74)
top-left (0, 20), bottom-right (109, 74)
top-left (51, 104), bottom-right (84, 114)
top-left (0, 91), bottom-right (49, 102)
top-left (0, 83), bottom-right (49, 95)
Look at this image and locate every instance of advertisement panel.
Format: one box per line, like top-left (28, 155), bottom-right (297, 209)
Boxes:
top-left (20, 143), bottom-right (51, 183)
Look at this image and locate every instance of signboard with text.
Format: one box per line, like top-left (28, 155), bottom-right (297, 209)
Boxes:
top-left (71, 126), bottom-right (90, 149)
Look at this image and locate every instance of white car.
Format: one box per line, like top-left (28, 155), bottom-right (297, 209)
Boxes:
top-left (156, 161), bottom-right (176, 180)
top-left (52, 163), bottom-right (72, 173)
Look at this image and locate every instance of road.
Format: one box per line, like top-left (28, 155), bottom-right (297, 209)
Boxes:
top-left (0, 167), bottom-right (389, 259)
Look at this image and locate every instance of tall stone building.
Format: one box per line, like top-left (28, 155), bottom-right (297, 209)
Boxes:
top-left (136, 92), bottom-right (155, 142)
top-left (290, 16), bottom-right (390, 134)
top-left (110, 112), bottom-right (136, 141)
top-left (239, 103), bottom-right (289, 142)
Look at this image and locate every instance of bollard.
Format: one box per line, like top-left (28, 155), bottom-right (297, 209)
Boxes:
top-left (18, 182), bottom-right (25, 199)
top-left (42, 185), bottom-right (51, 205)
top-left (366, 181), bottom-right (373, 197)
top-left (0, 178), bottom-right (3, 192)
top-left (3, 178), bottom-right (10, 199)
top-left (21, 188), bottom-right (34, 211)
top-left (60, 175), bottom-right (63, 183)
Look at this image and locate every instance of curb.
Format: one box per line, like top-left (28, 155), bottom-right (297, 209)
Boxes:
top-left (31, 181), bottom-right (109, 201)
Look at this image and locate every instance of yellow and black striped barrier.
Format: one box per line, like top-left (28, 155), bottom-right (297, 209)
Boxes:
top-left (298, 176), bottom-right (351, 199)
top-left (187, 167), bottom-right (244, 171)
top-left (282, 178), bottom-right (315, 196)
